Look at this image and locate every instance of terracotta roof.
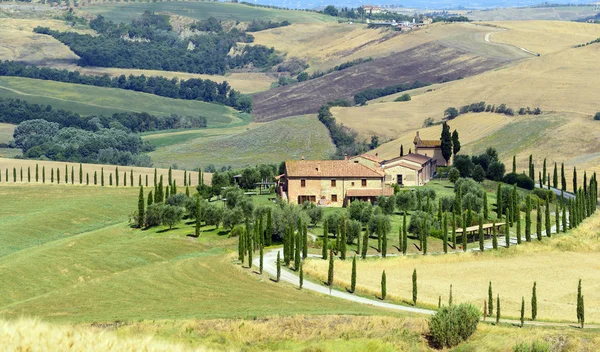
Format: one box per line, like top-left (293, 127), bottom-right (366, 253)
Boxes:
top-left (349, 154), bottom-right (383, 164)
top-left (417, 140), bottom-right (441, 147)
top-left (285, 160), bottom-right (385, 178)
top-left (384, 153), bottom-right (432, 166)
top-left (347, 187), bottom-right (394, 197)
top-left (383, 161), bottom-right (423, 171)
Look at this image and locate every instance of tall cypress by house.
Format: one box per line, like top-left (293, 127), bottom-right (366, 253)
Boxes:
top-left (488, 281), bottom-right (494, 316)
top-left (492, 222), bottom-right (498, 249)
top-left (350, 255), bottom-right (357, 293)
top-left (483, 191), bottom-right (489, 219)
top-left (451, 212), bottom-right (457, 248)
top-left (327, 249), bottom-right (334, 292)
top-left (478, 216), bottom-right (484, 252)
top-left (361, 226), bottom-right (369, 259)
top-left (516, 206), bottom-right (522, 244)
top-left (260, 245), bottom-right (264, 274)
top-left (340, 217), bottom-right (347, 260)
top-left (525, 195), bottom-right (532, 242)
top-left (42, 166), bottom-right (45, 183)
top-left (276, 251), bottom-right (281, 282)
top-left (553, 162), bottom-right (558, 189)
top-left (441, 121), bottom-right (452, 165)
top-left (532, 281), bottom-right (537, 321)
top-left (536, 199), bottom-right (543, 241)
top-left (573, 167), bottom-right (577, 193)
top-left (545, 198), bottom-right (551, 238)
top-left (137, 186), bottom-right (145, 228)
top-left (195, 196), bottom-right (201, 237)
top-left (520, 297), bottom-right (525, 328)
top-left (542, 158), bottom-right (547, 184)
top-left (497, 183), bottom-right (503, 220)
top-left (496, 294), bottom-right (501, 325)
top-left (443, 213), bottom-right (448, 254)
top-left (412, 269), bottom-right (418, 306)
top-left (322, 219), bottom-right (329, 259)
top-left (381, 270), bottom-right (387, 300)
top-left (512, 155), bottom-right (516, 174)
top-left (462, 213), bottom-right (468, 252)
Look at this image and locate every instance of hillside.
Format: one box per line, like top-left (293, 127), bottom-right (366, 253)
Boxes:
top-left (468, 5), bottom-right (600, 21)
top-left (148, 115), bottom-right (336, 169)
top-left (252, 23), bottom-right (530, 122)
top-left (0, 77), bottom-right (246, 127)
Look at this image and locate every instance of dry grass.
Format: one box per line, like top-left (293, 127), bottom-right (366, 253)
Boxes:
top-left (304, 213), bottom-right (600, 324)
top-left (0, 123), bottom-right (14, 145)
top-left (487, 21), bottom-right (600, 55)
top-left (0, 157), bottom-right (211, 186)
top-left (0, 319), bottom-right (202, 351)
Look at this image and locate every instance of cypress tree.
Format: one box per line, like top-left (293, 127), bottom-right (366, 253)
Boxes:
top-left (42, 166), bottom-right (45, 183)
top-left (483, 191), bottom-right (489, 219)
top-left (412, 268), bottom-right (417, 306)
top-left (539, 171), bottom-right (542, 188)
top-left (239, 228), bottom-right (245, 263)
top-left (462, 213), bottom-right (467, 252)
top-left (516, 206), bottom-right (522, 244)
top-left (381, 270), bottom-right (387, 300)
top-left (276, 251), bottom-right (281, 282)
top-left (573, 166), bottom-right (577, 193)
top-left (248, 234), bottom-right (253, 268)
top-left (303, 222), bottom-right (308, 259)
top-left (422, 219), bottom-right (428, 255)
top-left (443, 213), bottom-right (448, 253)
top-left (79, 163), bottom-right (83, 184)
top-left (115, 167), bottom-right (119, 186)
top-left (505, 220), bottom-right (510, 248)
top-left (381, 221), bottom-right (387, 258)
top-left (184, 170), bottom-right (187, 186)
top-left (189, 173), bottom-right (191, 187)
top-left (299, 260), bottom-right (303, 289)
top-left (507, 192), bottom-right (513, 228)
top-left (35, 164), bottom-right (39, 182)
top-left (377, 219), bottom-right (382, 253)
top-left (525, 196), bottom-right (532, 242)
top-left (335, 224), bottom-right (340, 256)
top-left (147, 191), bottom-right (153, 206)
top-left (532, 281), bottom-right (537, 321)
top-left (130, 169), bottom-right (133, 187)
top-left (195, 197), bottom-right (201, 237)
top-left (542, 158), bottom-right (547, 184)
top-left (528, 154), bottom-right (533, 180)
top-left (492, 222), bottom-right (498, 249)
top-left (168, 167), bottom-right (172, 186)
top-left (496, 294), bottom-right (501, 325)
top-left (327, 249), bottom-right (334, 292)
top-left (520, 296), bottom-right (525, 327)
top-left (154, 168), bottom-right (157, 187)
top-left (512, 155), bottom-right (516, 174)
top-left (456, 186), bottom-right (462, 216)
top-left (94, 171), bottom-right (97, 185)
top-left (138, 174), bottom-right (142, 187)
top-left (322, 219), bottom-right (329, 259)
top-left (266, 208), bottom-right (273, 246)
top-left (536, 199), bottom-right (542, 241)
top-left (438, 296), bottom-right (441, 308)
top-left (449, 284), bottom-right (453, 306)
top-left (56, 168), bottom-right (60, 184)
top-left (562, 200), bottom-right (567, 233)
top-left (13, 167), bottom-right (16, 182)
top-left (577, 279), bottom-right (582, 324)
top-left (294, 227), bottom-right (301, 270)
top-left (488, 281), bottom-right (494, 316)
top-left (260, 245), bottom-right (264, 275)
top-left (165, 185), bottom-right (170, 200)
top-left (512, 185), bottom-right (518, 223)
top-left (145, 174), bottom-right (148, 187)
top-left (137, 186), bottom-right (145, 228)
top-left (64, 165), bottom-right (67, 183)
top-left (437, 198), bottom-right (442, 224)
top-left (101, 168), bottom-right (104, 186)
top-left (451, 212), bottom-right (456, 248)
top-left (478, 215), bottom-right (484, 252)
top-left (27, 167), bottom-right (30, 182)
top-left (350, 255), bottom-right (357, 293)
top-left (361, 226), bottom-right (369, 259)
top-left (580, 296), bottom-right (585, 329)
top-left (71, 166), bottom-right (74, 184)
top-left (340, 218), bottom-right (347, 260)
top-left (545, 198), bottom-right (551, 237)
top-left (403, 212), bottom-right (408, 254)
top-left (51, 168), bottom-right (54, 183)
top-left (86, 173), bottom-right (89, 185)
top-left (186, 186), bottom-right (190, 197)
top-left (497, 183), bottom-right (503, 220)
top-left (124, 172), bottom-right (127, 187)
top-left (561, 162), bottom-right (566, 191)
top-left (553, 162), bottom-right (558, 189)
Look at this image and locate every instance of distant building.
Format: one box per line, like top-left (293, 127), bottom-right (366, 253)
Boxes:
top-left (413, 131), bottom-right (449, 166)
top-left (362, 4), bottom-right (383, 14)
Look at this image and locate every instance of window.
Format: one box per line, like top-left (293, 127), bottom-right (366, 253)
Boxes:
top-left (301, 179), bottom-right (306, 187)
top-left (331, 179), bottom-right (336, 187)
top-left (331, 194), bottom-right (338, 202)
top-left (361, 179), bottom-right (367, 187)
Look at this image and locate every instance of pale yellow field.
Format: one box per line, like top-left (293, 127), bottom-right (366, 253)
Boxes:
top-left (253, 22), bottom-right (513, 73)
top-left (487, 21), bottom-right (600, 55)
top-left (0, 158), bottom-right (211, 186)
top-left (304, 213), bottom-right (600, 324)
top-left (0, 319), bottom-right (201, 352)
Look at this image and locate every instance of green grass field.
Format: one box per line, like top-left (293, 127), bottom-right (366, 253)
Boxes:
top-left (82, 2), bottom-right (334, 24)
top-left (148, 115), bottom-right (336, 169)
top-left (0, 77), bottom-right (246, 127)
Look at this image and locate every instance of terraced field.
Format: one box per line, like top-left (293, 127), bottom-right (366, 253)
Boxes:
top-left (148, 115), bottom-right (336, 170)
top-left (0, 77), bottom-right (246, 127)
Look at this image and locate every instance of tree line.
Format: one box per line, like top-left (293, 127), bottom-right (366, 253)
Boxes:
top-left (0, 60), bottom-right (252, 112)
top-left (444, 102), bottom-right (541, 119)
top-left (317, 105), bottom-right (375, 158)
top-left (354, 81), bottom-right (429, 105)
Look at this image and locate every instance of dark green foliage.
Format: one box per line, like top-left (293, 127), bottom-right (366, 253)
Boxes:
top-left (492, 222), bottom-right (498, 250)
top-left (276, 251), bottom-right (281, 282)
top-left (35, 164), bottom-right (38, 182)
top-left (402, 213), bottom-right (408, 255)
top-left (545, 198), bottom-right (551, 238)
top-left (496, 294), bottom-right (501, 324)
top-left (441, 122), bottom-right (452, 164)
top-left (195, 197), bottom-right (201, 237)
top-left (260, 244), bottom-right (264, 275)
top-left (561, 163), bottom-right (566, 191)
top-left (394, 93), bottom-right (411, 102)
top-left (302, 222), bottom-right (308, 259)
top-left (381, 270), bottom-right (386, 300)
top-left (350, 255), bottom-right (357, 293)
top-left (318, 105), bottom-right (369, 157)
top-left (488, 282), bottom-right (493, 316)
top-left (497, 183), bottom-right (503, 220)
top-left (536, 199), bottom-right (542, 241)
top-left (525, 196), bottom-right (532, 242)
top-left (298, 260), bottom-right (303, 289)
top-left (553, 162), bottom-right (558, 189)
top-left (412, 268), bottom-right (417, 306)
top-left (577, 279), bottom-right (582, 324)
top-left (473, 165), bottom-right (485, 182)
top-left (322, 219), bottom-right (329, 260)
top-left (503, 172), bottom-right (535, 190)
top-left (327, 249), bottom-right (334, 289)
top-left (520, 297), bottom-right (525, 328)
top-left (443, 214), bottom-right (448, 253)
top-left (428, 304), bottom-right (480, 348)
top-left (340, 218), bottom-right (347, 260)
top-left (361, 227), bottom-right (369, 259)
top-left (478, 216), bottom-right (484, 252)
top-left (532, 282), bottom-right (537, 321)
top-left (137, 186), bottom-right (145, 228)
top-left (354, 81), bottom-right (429, 105)
top-left (452, 130), bottom-right (461, 156)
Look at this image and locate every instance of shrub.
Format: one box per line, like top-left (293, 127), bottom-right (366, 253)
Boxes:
top-left (512, 341), bottom-right (551, 352)
top-left (472, 165), bottom-right (485, 182)
top-left (448, 167), bottom-right (460, 183)
top-left (428, 303), bottom-right (481, 348)
top-left (532, 188), bottom-right (555, 202)
top-left (487, 161), bottom-right (506, 181)
top-left (504, 173), bottom-right (535, 190)
top-left (444, 107), bottom-right (459, 119)
top-left (395, 191), bottom-right (416, 213)
top-left (346, 219), bottom-right (362, 244)
top-left (348, 200), bottom-right (373, 223)
top-left (394, 93), bottom-right (411, 102)
top-left (408, 211), bottom-right (434, 239)
top-left (454, 155), bottom-right (474, 177)
top-left (594, 112), bottom-right (600, 121)
top-left (440, 196), bottom-right (456, 212)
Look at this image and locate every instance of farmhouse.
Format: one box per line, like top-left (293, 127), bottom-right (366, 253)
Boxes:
top-left (279, 159), bottom-right (393, 207)
top-left (351, 152), bottom-right (436, 187)
top-left (413, 131), bottom-right (448, 166)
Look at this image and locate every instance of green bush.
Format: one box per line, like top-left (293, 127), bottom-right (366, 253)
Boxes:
top-left (513, 341), bottom-right (551, 352)
top-left (531, 188), bottom-right (556, 202)
top-left (504, 172), bottom-right (535, 190)
top-left (429, 303), bottom-right (481, 348)
top-left (394, 93), bottom-right (411, 102)
top-left (594, 112), bottom-right (600, 121)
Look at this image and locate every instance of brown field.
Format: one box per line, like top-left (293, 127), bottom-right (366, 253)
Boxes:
top-left (304, 213), bottom-right (600, 323)
top-left (253, 22), bottom-right (526, 73)
top-left (486, 21), bottom-right (600, 55)
top-left (0, 158), bottom-right (211, 186)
